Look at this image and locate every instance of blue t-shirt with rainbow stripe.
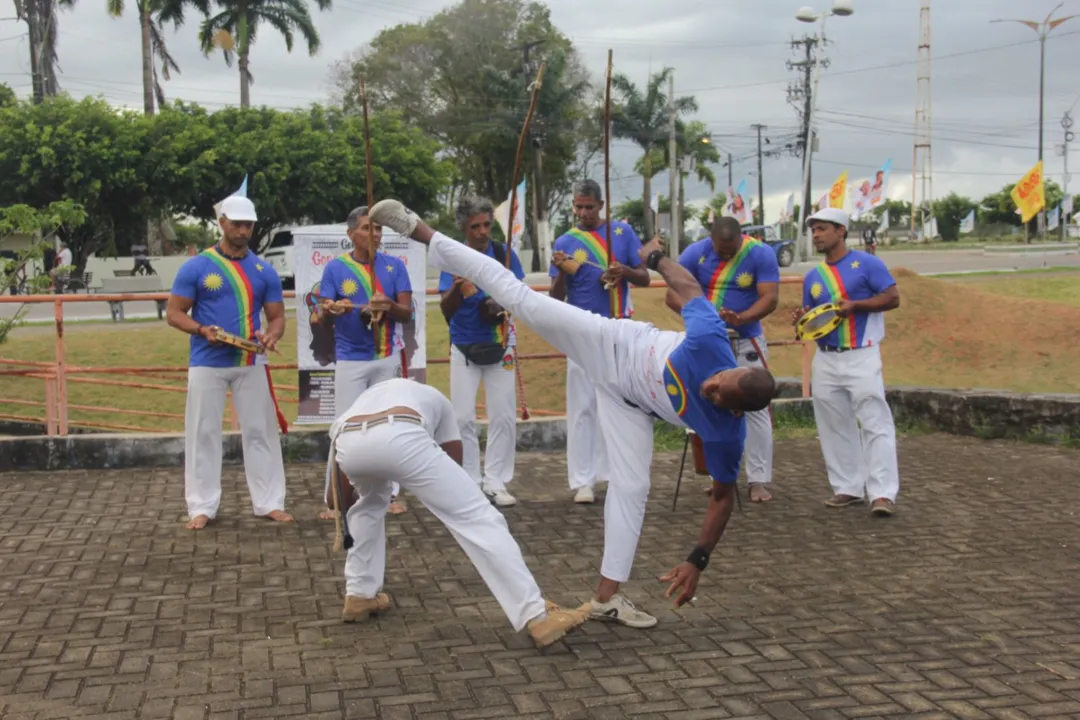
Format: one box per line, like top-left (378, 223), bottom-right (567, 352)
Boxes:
top-left (677, 236), bottom-right (780, 339)
top-left (171, 245), bottom-right (284, 368)
top-left (801, 250), bottom-right (896, 349)
top-left (548, 221), bottom-right (641, 318)
top-left (661, 296), bottom-right (747, 484)
top-left (317, 251), bottom-right (411, 361)
top-left (438, 241), bottom-right (525, 345)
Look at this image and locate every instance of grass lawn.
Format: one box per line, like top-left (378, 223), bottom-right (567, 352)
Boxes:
top-left (2, 269), bottom-right (1078, 433)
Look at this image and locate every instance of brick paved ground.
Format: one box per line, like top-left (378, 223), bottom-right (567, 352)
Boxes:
top-left (1, 434), bottom-right (1079, 720)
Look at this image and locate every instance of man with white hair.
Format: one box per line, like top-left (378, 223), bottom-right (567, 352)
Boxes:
top-left (330, 377), bottom-right (591, 647)
top-left (166, 195), bottom-right (292, 531)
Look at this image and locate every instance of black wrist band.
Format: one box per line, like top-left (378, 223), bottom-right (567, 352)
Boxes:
top-left (646, 249), bottom-right (665, 271)
top-left (686, 546), bottom-right (709, 571)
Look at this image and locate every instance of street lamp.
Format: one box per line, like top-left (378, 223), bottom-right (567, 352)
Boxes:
top-left (991, 2), bottom-right (1078, 241)
top-left (794, 0), bottom-right (854, 262)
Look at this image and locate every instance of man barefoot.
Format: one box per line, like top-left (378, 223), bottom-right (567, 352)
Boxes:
top-left (369, 199), bottom-right (776, 628)
top-left (167, 196), bottom-right (293, 530)
top-left (330, 376), bottom-right (590, 647)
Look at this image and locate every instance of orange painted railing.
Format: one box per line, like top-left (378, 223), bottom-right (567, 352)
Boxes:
top-left (0, 278), bottom-right (812, 435)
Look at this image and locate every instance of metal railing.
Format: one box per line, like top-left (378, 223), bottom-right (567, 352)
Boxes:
top-left (0, 278), bottom-right (812, 435)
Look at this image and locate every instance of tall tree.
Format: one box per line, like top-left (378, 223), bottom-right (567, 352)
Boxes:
top-left (107, 0), bottom-right (211, 115)
top-left (198, 0), bottom-right (331, 108)
top-left (333, 0), bottom-right (595, 221)
top-left (14, 0), bottom-right (74, 102)
top-left (610, 66), bottom-right (698, 238)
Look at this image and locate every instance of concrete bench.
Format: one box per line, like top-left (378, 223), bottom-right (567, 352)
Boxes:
top-left (99, 276), bottom-right (166, 322)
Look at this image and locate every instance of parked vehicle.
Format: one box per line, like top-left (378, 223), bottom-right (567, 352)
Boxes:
top-left (740, 224), bottom-right (797, 267)
top-left (262, 224), bottom-right (348, 289)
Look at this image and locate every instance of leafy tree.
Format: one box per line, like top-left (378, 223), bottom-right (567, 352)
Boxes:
top-left (0, 201), bottom-right (87, 343)
top-left (980, 179), bottom-right (1064, 235)
top-left (610, 66), bottom-right (698, 238)
top-left (0, 84), bottom-right (16, 108)
top-left (198, 0), bottom-right (332, 108)
top-left (335, 0), bottom-right (594, 226)
top-left (697, 192), bottom-right (728, 226)
top-left (931, 192), bottom-right (978, 242)
top-left (107, 0), bottom-right (211, 115)
top-left (151, 102), bottom-right (451, 250)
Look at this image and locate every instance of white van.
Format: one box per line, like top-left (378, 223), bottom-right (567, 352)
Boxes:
top-left (262, 224), bottom-right (347, 289)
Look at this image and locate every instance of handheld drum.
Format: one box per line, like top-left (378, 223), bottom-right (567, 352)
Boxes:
top-left (796, 303), bottom-right (843, 342)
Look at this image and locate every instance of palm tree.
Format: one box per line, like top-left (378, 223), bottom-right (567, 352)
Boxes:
top-left (107, 0), bottom-right (211, 115)
top-left (634, 119), bottom-right (719, 245)
top-left (611, 66), bottom-right (698, 237)
top-left (15, 0), bottom-right (75, 102)
top-left (198, 0), bottom-right (332, 108)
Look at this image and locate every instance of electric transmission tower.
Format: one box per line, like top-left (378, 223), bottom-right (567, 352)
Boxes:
top-left (912, 0), bottom-right (933, 240)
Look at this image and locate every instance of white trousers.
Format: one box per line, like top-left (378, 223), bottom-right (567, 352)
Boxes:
top-left (449, 345), bottom-right (517, 492)
top-left (430, 232), bottom-right (654, 583)
top-left (184, 365), bottom-right (287, 519)
top-left (324, 355), bottom-right (402, 502)
top-left (810, 346), bottom-right (900, 501)
top-left (336, 421), bottom-right (546, 631)
top-left (566, 358), bottom-right (609, 490)
top-left (734, 335), bottom-right (773, 486)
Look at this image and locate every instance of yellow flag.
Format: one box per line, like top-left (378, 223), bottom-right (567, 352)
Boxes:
top-left (1010, 161), bottom-right (1045, 223)
top-left (828, 171), bottom-right (848, 209)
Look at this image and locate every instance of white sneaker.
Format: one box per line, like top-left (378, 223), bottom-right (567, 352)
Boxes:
top-left (369, 199), bottom-right (420, 237)
top-left (588, 594), bottom-right (658, 628)
top-left (574, 486), bottom-right (595, 504)
top-left (485, 488), bottom-right (517, 507)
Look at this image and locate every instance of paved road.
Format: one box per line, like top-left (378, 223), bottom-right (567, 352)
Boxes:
top-left (1, 434), bottom-right (1079, 719)
top-left (3, 247), bottom-right (1078, 325)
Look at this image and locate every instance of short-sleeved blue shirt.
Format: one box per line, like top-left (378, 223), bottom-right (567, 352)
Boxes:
top-left (170, 245), bottom-right (284, 368)
top-left (317, 251), bottom-right (412, 361)
top-left (438, 241), bottom-right (525, 345)
top-left (548, 221), bottom-right (642, 318)
top-left (801, 250), bottom-right (896, 349)
top-left (677, 237), bottom-right (780, 339)
top-left (661, 297), bottom-right (746, 483)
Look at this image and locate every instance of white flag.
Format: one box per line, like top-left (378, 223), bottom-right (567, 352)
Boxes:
top-left (959, 209), bottom-right (975, 235)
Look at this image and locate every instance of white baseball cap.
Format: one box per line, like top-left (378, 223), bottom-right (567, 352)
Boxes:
top-left (806, 207), bottom-right (849, 228)
top-left (220, 195), bottom-right (258, 222)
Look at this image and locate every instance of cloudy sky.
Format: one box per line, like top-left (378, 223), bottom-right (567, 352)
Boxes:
top-left (4, 0), bottom-right (1079, 222)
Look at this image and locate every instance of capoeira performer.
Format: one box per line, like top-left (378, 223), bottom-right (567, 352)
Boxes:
top-left (671, 216), bottom-right (780, 503)
top-left (549, 179), bottom-right (650, 504)
top-left (166, 195), bottom-right (292, 530)
top-left (369, 198), bottom-right (776, 628)
top-left (437, 196), bottom-right (525, 508)
top-left (316, 205), bottom-right (413, 517)
top-left (329, 376), bottom-right (591, 647)
top-left (792, 208), bottom-right (900, 516)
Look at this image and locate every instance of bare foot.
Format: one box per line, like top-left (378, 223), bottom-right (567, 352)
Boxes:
top-left (319, 508), bottom-right (338, 520)
top-left (749, 484), bottom-right (773, 503)
top-left (387, 499), bottom-right (408, 515)
top-left (186, 514), bottom-right (210, 530)
top-left (265, 509), bottom-right (294, 523)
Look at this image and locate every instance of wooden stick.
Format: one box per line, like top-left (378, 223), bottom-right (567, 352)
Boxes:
top-left (359, 75), bottom-right (383, 326)
top-left (603, 49), bottom-right (617, 319)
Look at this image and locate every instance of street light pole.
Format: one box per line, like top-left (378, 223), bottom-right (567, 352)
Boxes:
top-left (794, 1), bottom-right (854, 262)
top-left (991, 3), bottom-right (1078, 241)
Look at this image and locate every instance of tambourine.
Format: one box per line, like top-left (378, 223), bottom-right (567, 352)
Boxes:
top-left (796, 303), bottom-right (843, 341)
top-left (211, 327), bottom-right (266, 354)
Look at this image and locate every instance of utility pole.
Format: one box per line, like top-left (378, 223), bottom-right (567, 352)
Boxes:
top-left (752, 124), bottom-right (767, 225)
top-left (668, 72), bottom-right (679, 255)
top-left (912, 0), bottom-right (933, 242)
top-left (518, 40), bottom-right (547, 271)
top-left (787, 34), bottom-right (825, 260)
top-left (1062, 111), bottom-right (1074, 242)
top-left (727, 153), bottom-right (733, 188)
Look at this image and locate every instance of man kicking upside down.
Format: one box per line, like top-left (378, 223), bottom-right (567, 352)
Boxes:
top-left (369, 198), bottom-right (776, 629)
top-left (330, 376), bottom-right (591, 647)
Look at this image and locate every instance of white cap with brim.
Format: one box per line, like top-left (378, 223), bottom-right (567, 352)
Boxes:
top-left (806, 207), bottom-right (849, 228)
top-left (220, 195), bottom-right (258, 222)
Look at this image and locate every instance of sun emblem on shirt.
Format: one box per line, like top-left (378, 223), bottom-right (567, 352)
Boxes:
top-left (614, 227), bottom-right (623, 235)
top-left (255, 263), bottom-right (264, 271)
top-left (736, 272), bottom-right (754, 288)
top-left (851, 260), bottom-right (860, 269)
top-left (810, 282), bottom-right (824, 299)
top-left (203, 273), bottom-right (223, 291)
top-left (572, 248), bottom-right (588, 263)
top-left (340, 278), bottom-right (359, 296)
top-left (666, 383), bottom-right (678, 396)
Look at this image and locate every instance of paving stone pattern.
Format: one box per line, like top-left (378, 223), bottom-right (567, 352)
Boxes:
top-left (1, 434), bottom-right (1080, 719)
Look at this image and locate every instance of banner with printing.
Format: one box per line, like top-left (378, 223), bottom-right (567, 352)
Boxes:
top-left (292, 228), bottom-right (427, 424)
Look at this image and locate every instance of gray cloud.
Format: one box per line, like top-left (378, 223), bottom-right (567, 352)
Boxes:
top-left (4, 0), bottom-right (1078, 222)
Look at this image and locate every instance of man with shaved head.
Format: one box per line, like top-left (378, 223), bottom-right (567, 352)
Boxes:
top-left (669, 215), bottom-right (781, 503)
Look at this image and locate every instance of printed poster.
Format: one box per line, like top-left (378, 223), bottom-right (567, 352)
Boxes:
top-left (292, 228), bottom-right (427, 424)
